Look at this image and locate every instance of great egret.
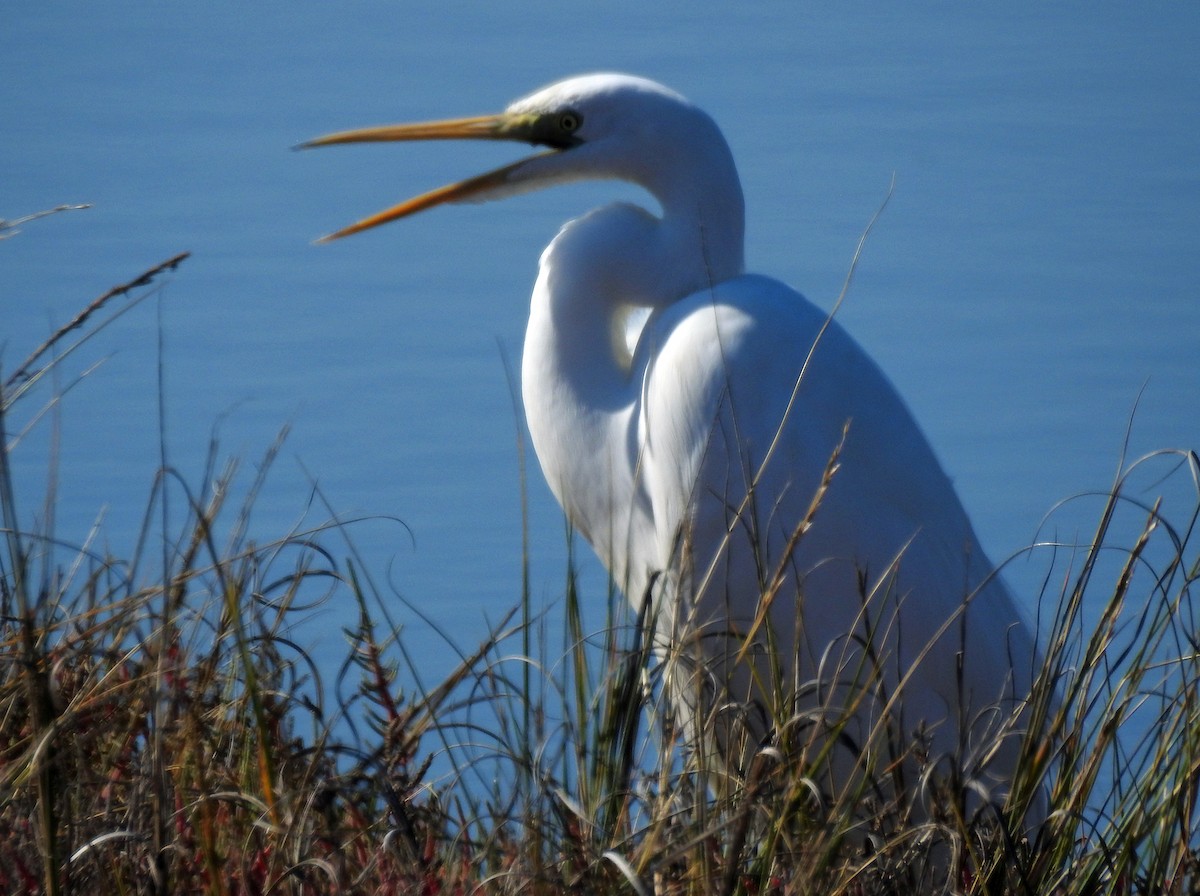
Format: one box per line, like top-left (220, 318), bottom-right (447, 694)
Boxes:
top-left (303, 73), bottom-right (1039, 807)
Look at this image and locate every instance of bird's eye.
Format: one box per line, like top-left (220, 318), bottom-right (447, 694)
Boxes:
top-left (529, 110), bottom-right (584, 149)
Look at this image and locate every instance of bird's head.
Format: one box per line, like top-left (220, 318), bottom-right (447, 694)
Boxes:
top-left (299, 73), bottom-right (738, 243)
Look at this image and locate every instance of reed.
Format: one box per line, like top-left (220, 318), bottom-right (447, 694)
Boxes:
top-left (2, 254), bottom-right (1196, 894)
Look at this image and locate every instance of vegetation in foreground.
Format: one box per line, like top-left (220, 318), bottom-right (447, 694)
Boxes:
top-left (2, 249), bottom-right (1198, 895)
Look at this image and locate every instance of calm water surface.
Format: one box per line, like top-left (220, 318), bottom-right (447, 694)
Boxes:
top-left (3, 6), bottom-right (1198, 695)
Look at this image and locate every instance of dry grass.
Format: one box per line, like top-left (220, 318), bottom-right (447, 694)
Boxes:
top-left (2, 249), bottom-right (1197, 894)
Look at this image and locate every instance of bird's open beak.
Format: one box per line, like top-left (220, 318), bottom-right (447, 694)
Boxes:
top-left (298, 113), bottom-right (557, 242)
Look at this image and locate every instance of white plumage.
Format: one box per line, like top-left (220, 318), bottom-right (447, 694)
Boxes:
top-left (305, 73), bottom-right (1038, 802)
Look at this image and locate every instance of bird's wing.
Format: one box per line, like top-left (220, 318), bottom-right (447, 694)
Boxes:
top-left (634, 274), bottom-right (1030, 724)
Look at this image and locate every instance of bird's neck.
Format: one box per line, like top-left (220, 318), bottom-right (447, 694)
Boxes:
top-left (528, 196), bottom-right (743, 400)
top-left (522, 216), bottom-right (638, 570)
top-left (520, 196), bottom-right (744, 591)
top-left (640, 109), bottom-right (746, 291)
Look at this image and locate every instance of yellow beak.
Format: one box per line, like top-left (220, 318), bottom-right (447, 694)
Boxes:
top-left (299, 113), bottom-right (556, 242)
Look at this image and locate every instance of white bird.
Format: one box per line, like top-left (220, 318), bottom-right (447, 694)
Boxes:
top-left (303, 73), bottom-right (1039, 808)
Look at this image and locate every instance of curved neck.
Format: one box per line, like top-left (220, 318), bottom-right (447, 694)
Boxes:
top-left (651, 154), bottom-right (746, 294)
top-left (522, 263), bottom-right (642, 587)
top-left (519, 121), bottom-right (746, 592)
top-left (629, 107), bottom-right (747, 294)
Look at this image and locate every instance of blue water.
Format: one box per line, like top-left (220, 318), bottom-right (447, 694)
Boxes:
top-left (4, 6), bottom-right (1198, 708)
